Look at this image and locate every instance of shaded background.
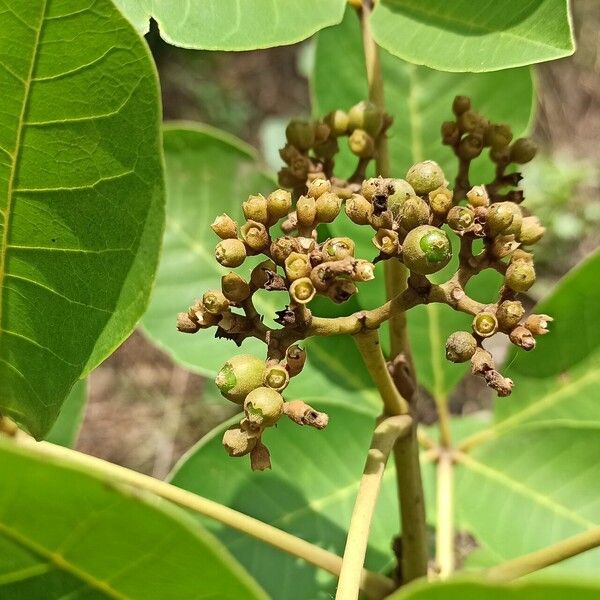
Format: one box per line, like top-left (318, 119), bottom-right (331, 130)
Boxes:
top-left (77, 0), bottom-right (599, 478)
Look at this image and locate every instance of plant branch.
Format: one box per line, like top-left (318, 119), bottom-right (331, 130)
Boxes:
top-left (10, 434), bottom-right (395, 600)
top-left (485, 526), bottom-right (600, 581)
top-left (435, 450), bottom-right (454, 578)
top-left (336, 415), bottom-right (412, 600)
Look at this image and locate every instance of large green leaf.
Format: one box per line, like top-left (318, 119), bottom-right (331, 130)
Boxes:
top-left (114, 0), bottom-right (346, 50)
top-left (456, 423), bottom-right (600, 575)
top-left (0, 0), bottom-right (164, 437)
top-left (170, 400), bottom-right (436, 600)
top-left (0, 438), bottom-right (267, 599)
top-left (370, 0), bottom-right (575, 73)
top-left (45, 380), bottom-right (87, 448)
top-left (312, 9), bottom-right (531, 396)
top-left (142, 125), bottom-right (380, 411)
top-left (388, 579), bottom-right (600, 600)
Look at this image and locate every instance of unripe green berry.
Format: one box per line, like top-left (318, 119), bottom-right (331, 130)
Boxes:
top-left (270, 237), bottom-right (300, 266)
top-left (466, 185), bottom-right (489, 207)
top-left (315, 191), bottom-right (342, 223)
top-left (222, 425), bottom-right (258, 457)
top-left (497, 300), bottom-right (525, 330)
top-left (406, 161), bottom-right (445, 195)
top-left (241, 220), bottom-right (269, 252)
top-left (348, 129), bottom-right (375, 158)
top-left (285, 119), bottom-right (315, 151)
top-left (244, 387), bottom-right (284, 428)
top-left (445, 331), bottom-right (477, 363)
top-left (373, 228), bottom-right (400, 255)
top-left (397, 196), bottom-right (430, 231)
top-left (285, 252), bottom-right (311, 281)
top-left (251, 259), bottom-right (277, 288)
top-left (202, 289), bottom-right (230, 314)
top-left (211, 214), bottom-right (238, 239)
top-left (510, 138), bottom-right (537, 164)
top-left (296, 195), bottom-right (317, 228)
top-left (505, 261), bottom-right (536, 293)
top-left (518, 215), bottom-right (545, 245)
top-left (286, 344), bottom-right (306, 377)
top-left (307, 178), bottom-right (331, 199)
top-left (243, 194), bottom-right (269, 224)
top-left (324, 109), bottom-right (349, 136)
top-left (215, 238), bottom-right (247, 267)
top-left (326, 279), bottom-right (357, 303)
top-left (290, 277), bottom-right (316, 304)
top-left (387, 179), bottom-right (416, 218)
top-left (348, 100), bottom-right (383, 136)
top-left (264, 364), bottom-right (290, 392)
top-left (458, 134), bottom-right (483, 160)
top-left (402, 225), bottom-right (452, 275)
top-left (216, 355), bottom-right (266, 404)
top-left (346, 193), bottom-right (371, 225)
top-left (221, 272), bottom-right (251, 304)
top-left (472, 312), bottom-right (498, 338)
top-left (447, 205), bottom-right (475, 232)
top-left (452, 95), bottom-right (471, 116)
top-left (267, 189), bottom-right (292, 220)
top-left (322, 237), bottom-right (355, 261)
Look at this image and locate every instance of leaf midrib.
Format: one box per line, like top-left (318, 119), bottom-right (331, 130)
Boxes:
top-left (0, 1), bottom-right (47, 341)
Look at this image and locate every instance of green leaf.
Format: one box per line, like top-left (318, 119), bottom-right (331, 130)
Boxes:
top-left (456, 423), bottom-right (600, 575)
top-left (387, 579), bottom-right (600, 600)
top-left (0, 439), bottom-right (267, 599)
top-left (143, 124), bottom-right (380, 412)
top-left (170, 400), bottom-right (436, 599)
top-left (45, 380), bottom-right (87, 448)
top-left (113, 0), bottom-right (346, 50)
top-left (0, 0), bottom-right (165, 438)
top-left (370, 0), bottom-right (575, 73)
top-left (313, 9), bottom-right (531, 396)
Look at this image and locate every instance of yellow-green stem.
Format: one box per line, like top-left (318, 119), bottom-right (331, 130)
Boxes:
top-left (336, 415), bottom-right (412, 600)
top-left (435, 451), bottom-right (454, 578)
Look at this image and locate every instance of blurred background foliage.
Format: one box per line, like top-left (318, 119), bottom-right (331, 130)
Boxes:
top-left (76, 1), bottom-right (598, 478)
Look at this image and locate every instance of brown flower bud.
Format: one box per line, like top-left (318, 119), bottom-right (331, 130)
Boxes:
top-left (524, 313), bottom-right (553, 336)
top-left (490, 145), bottom-right (510, 165)
top-left (373, 228), bottom-right (400, 255)
top-left (457, 110), bottom-right (480, 133)
top-left (505, 261), bottom-right (536, 293)
top-left (286, 344), bottom-right (307, 377)
top-left (458, 134), bottom-right (483, 160)
top-left (222, 425), bottom-right (258, 457)
top-left (243, 194), bottom-right (269, 224)
top-left (346, 193), bottom-right (372, 225)
top-left (322, 237), bottom-right (355, 261)
top-left (368, 208), bottom-right (394, 231)
top-left (472, 311), bottom-right (498, 338)
top-left (485, 370), bottom-right (514, 397)
top-left (497, 300), bottom-right (525, 330)
top-left (221, 272), bottom-right (251, 304)
top-left (267, 189), bottom-right (292, 221)
top-left (215, 238), bottom-right (247, 267)
top-left (518, 216), bottom-right (545, 245)
top-left (353, 259), bottom-right (376, 282)
top-left (509, 325), bottom-right (536, 350)
top-left (406, 161), bottom-right (446, 195)
top-left (324, 109), bottom-right (349, 136)
top-left (264, 363), bottom-right (290, 391)
top-left (202, 289), bottom-right (230, 314)
top-left (510, 138), bottom-right (537, 164)
top-left (270, 237), bottom-right (300, 266)
top-left (441, 120), bottom-right (460, 145)
top-left (445, 331), bottom-right (477, 363)
top-left (471, 347), bottom-right (494, 375)
top-left (316, 191), bottom-right (342, 223)
top-left (241, 220), bottom-right (269, 252)
top-left (296, 195), bottom-right (317, 228)
top-left (326, 279), bottom-right (357, 303)
top-left (348, 129), bottom-right (375, 158)
top-left (211, 214), bottom-right (238, 239)
top-left (307, 178), bottom-right (331, 199)
top-left (251, 259), bottom-right (277, 288)
top-left (447, 205), bottom-right (475, 232)
top-left (466, 185), bottom-right (489, 208)
top-left (314, 137), bottom-right (339, 160)
top-left (285, 119), bottom-right (315, 151)
top-left (177, 311), bottom-right (200, 334)
top-left (485, 123), bottom-right (513, 149)
top-left (289, 277), bottom-right (316, 304)
top-left (250, 440), bottom-right (272, 471)
top-left (285, 252), bottom-right (312, 281)
top-left (191, 301), bottom-right (221, 328)
top-left (452, 95), bottom-right (471, 116)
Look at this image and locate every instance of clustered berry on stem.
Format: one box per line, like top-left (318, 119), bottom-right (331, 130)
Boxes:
top-left (176, 97), bottom-right (552, 469)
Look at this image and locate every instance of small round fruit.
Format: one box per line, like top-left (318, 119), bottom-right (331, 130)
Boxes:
top-left (348, 129), bottom-right (375, 158)
top-left (244, 387), bottom-right (284, 427)
top-left (406, 161), bottom-right (445, 195)
top-left (285, 119), bottom-right (315, 150)
top-left (447, 206), bottom-right (474, 232)
top-left (402, 225), bottom-right (452, 275)
top-left (472, 312), bottom-right (498, 338)
top-left (222, 425), bottom-right (257, 457)
top-left (215, 355), bottom-right (266, 404)
top-left (267, 189), bottom-right (292, 220)
top-left (505, 261), bottom-right (536, 293)
top-left (347, 100), bottom-right (383, 136)
top-left (510, 138), bottom-right (537, 164)
top-left (445, 331), bottom-right (477, 363)
top-left (215, 239), bottom-right (247, 267)
top-left (324, 109), bottom-right (349, 136)
top-left (452, 95), bottom-right (471, 116)
top-left (497, 300), bottom-right (525, 330)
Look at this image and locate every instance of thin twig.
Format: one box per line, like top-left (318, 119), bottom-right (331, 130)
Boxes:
top-left (336, 415), bottom-right (412, 600)
top-left (435, 450), bottom-right (454, 578)
top-left (8, 435), bottom-right (395, 600)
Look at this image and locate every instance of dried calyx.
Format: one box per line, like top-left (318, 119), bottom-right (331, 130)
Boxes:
top-left (177, 96), bottom-right (552, 468)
